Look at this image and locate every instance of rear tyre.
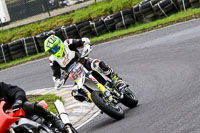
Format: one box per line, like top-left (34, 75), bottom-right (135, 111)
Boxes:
top-left (121, 88), bottom-right (138, 108)
top-left (91, 91), bottom-right (125, 120)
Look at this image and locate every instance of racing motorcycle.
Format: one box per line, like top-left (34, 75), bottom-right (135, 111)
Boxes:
top-left (0, 99), bottom-right (78, 133)
top-left (66, 46), bottom-right (138, 120)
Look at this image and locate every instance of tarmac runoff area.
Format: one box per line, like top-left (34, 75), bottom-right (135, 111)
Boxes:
top-left (26, 85), bottom-right (100, 129)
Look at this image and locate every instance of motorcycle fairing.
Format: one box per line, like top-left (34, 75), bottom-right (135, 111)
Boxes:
top-left (0, 101), bottom-right (25, 133)
top-left (11, 118), bottom-right (54, 133)
top-left (38, 100), bottom-right (48, 110)
top-left (69, 63), bottom-right (85, 88)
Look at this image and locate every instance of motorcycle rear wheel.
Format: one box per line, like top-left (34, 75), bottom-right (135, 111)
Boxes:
top-left (121, 88), bottom-right (138, 108)
top-left (91, 91), bottom-right (124, 120)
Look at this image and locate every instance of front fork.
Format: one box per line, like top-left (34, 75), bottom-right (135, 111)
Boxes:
top-left (86, 73), bottom-right (113, 101)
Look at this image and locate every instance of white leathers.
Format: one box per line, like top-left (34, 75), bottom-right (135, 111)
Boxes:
top-left (49, 38), bottom-right (92, 90)
top-left (50, 39), bottom-right (75, 89)
top-left (49, 40), bottom-right (75, 68)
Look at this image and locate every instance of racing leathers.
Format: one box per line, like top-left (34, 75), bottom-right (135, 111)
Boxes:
top-left (0, 82), bottom-right (67, 133)
top-left (49, 38), bottom-right (125, 102)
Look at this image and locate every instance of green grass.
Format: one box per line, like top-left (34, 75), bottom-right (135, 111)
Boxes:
top-left (1, 3), bottom-right (200, 69)
top-left (91, 8), bottom-right (200, 42)
top-left (29, 94), bottom-right (64, 114)
top-left (0, 52), bottom-right (47, 70)
top-left (0, 0), bottom-right (142, 44)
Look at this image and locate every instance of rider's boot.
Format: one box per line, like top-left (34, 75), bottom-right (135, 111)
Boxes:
top-left (91, 60), bottom-right (126, 91)
top-left (71, 86), bottom-right (92, 102)
top-left (108, 72), bottom-right (126, 91)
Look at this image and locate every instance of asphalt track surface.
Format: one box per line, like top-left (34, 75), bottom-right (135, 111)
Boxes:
top-left (1, 18), bottom-right (200, 133)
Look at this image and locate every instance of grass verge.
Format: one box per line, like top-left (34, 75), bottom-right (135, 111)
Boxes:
top-left (28, 94), bottom-right (64, 114)
top-left (0, 0), bottom-right (142, 43)
top-left (0, 52), bottom-right (48, 70)
top-left (91, 8), bottom-right (200, 43)
top-left (1, 8), bottom-right (200, 70)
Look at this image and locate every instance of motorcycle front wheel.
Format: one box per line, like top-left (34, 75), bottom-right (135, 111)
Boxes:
top-left (69, 126), bottom-right (78, 133)
top-left (91, 91), bottom-right (124, 120)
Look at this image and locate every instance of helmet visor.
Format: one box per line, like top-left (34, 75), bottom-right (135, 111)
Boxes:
top-left (49, 45), bottom-right (59, 54)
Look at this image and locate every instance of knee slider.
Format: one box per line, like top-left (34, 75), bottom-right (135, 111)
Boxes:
top-left (99, 61), bottom-right (109, 71)
top-left (91, 59), bottom-right (111, 76)
top-left (91, 59), bottom-right (104, 73)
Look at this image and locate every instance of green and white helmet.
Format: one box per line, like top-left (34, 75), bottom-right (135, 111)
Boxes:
top-left (44, 35), bottom-right (65, 59)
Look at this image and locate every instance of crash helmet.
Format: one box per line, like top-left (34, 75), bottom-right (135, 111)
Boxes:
top-left (44, 35), bottom-right (64, 58)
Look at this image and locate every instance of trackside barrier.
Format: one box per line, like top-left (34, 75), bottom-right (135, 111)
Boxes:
top-left (1, 0), bottom-right (200, 64)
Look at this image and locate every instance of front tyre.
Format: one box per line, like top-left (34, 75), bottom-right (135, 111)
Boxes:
top-left (121, 88), bottom-right (138, 108)
top-left (70, 126), bottom-right (78, 133)
top-left (91, 91), bottom-right (124, 120)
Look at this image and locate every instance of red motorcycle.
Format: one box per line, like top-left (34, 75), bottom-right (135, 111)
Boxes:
top-left (0, 100), bottom-right (78, 133)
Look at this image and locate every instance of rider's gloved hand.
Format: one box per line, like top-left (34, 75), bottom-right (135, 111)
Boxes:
top-left (12, 100), bottom-right (23, 110)
top-left (54, 78), bottom-right (65, 90)
top-left (81, 44), bottom-right (92, 58)
top-left (81, 38), bottom-right (91, 45)
top-left (81, 38), bottom-right (92, 58)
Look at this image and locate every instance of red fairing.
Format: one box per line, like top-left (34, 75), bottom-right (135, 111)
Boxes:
top-left (38, 100), bottom-right (48, 109)
top-left (0, 101), bottom-right (25, 133)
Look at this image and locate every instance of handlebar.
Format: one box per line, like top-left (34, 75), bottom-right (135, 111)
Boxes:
top-left (5, 108), bottom-right (20, 114)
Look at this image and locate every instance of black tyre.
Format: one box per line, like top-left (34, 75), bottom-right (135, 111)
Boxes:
top-left (92, 18), bottom-right (104, 27)
top-left (123, 14), bottom-right (134, 19)
top-left (104, 18), bottom-right (115, 25)
top-left (179, 3), bottom-right (191, 10)
top-left (79, 29), bottom-right (93, 36)
top-left (91, 91), bottom-right (125, 120)
top-left (79, 25), bottom-right (91, 32)
top-left (113, 12), bottom-right (121, 19)
top-left (70, 126), bottom-right (78, 133)
top-left (140, 7), bottom-right (153, 14)
top-left (140, 1), bottom-right (153, 9)
top-left (191, 2), bottom-right (200, 8)
top-left (63, 25), bottom-right (77, 32)
top-left (114, 17), bottom-right (123, 23)
top-left (178, 0), bottom-right (190, 4)
top-left (189, 0), bottom-right (198, 3)
top-left (81, 32), bottom-right (95, 38)
top-left (98, 29), bottom-right (108, 35)
top-left (121, 88), bottom-right (138, 108)
top-left (96, 24), bottom-right (106, 32)
top-left (76, 21), bottom-right (90, 29)
top-left (121, 8), bottom-right (133, 15)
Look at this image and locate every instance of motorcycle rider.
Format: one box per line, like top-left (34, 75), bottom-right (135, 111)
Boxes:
top-left (0, 82), bottom-right (68, 133)
top-left (44, 35), bottom-right (126, 102)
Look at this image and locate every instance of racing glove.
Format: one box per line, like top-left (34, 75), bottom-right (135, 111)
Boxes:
top-left (81, 38), bottom-right (92, 58)
top-left (82, 38), bottom-right (91, 45)
top-left (12, 100), bottom-right (23, 110)
top-left (54, 78), bottom-right (65, 90)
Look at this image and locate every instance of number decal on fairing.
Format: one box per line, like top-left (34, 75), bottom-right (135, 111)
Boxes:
top-left (69, 65), bottom-right (83, 81)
